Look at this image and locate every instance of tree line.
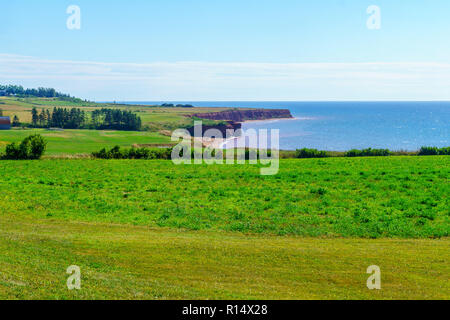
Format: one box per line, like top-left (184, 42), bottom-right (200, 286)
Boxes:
top-left (30, 107), bottom-right (142, 131)
top-left (0, 84), bottom-right (72, 98)
top-left (91, 108), bottom-right (142, 130)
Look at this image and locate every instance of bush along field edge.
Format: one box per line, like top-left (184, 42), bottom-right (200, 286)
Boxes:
top-left (1, 135), bottom-right (449, 160)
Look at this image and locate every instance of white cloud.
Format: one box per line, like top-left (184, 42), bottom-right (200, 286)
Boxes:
top-left (1, 53), bottom-right (450, 101)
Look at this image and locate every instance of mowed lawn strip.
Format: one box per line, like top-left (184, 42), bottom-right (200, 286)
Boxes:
top-left (0, 157), bottom-right (448, 238)
top-left (0, 214), bottom-right (448, 300)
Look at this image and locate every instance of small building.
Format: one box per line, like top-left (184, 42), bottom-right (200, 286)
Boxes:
top-left (0, 117), bottom-right (11, 130)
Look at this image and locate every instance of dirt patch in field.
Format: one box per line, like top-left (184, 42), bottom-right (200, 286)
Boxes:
top-left (159, 130), bottom-right (172, 136)
top-left (133, 143), bottom-right (176, 148)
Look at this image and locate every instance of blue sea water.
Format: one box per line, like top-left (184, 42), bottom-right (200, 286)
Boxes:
top-left (123, 101), bottom-right (450, 151)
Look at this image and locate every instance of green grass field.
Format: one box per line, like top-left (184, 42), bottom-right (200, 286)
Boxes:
top-left (1, 214), bottom-right (448, 300)
top-left (0, 129), bottom-right (172, 155)
top-left (0, 156), bottom-right (449, 300)
top-left (2, 157), bottom-right (448, 238)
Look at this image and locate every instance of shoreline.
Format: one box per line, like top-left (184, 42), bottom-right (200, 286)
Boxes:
top-left (238, 117), bottom-right (299, 124)
top-left (217, 116), bottom-right (301, 149)
top-left (205, 117), bottom-right (301, 149)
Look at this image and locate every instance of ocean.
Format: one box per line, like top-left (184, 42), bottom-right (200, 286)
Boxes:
top-left (122, 101), bottom-right (450, 151)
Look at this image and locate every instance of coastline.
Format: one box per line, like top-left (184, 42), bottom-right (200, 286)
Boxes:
top-left (205, 117), bottom-right (301, 149)
top-left (239, 117), bottom-right (300, 124)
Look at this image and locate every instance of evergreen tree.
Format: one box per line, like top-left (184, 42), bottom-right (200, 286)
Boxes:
top-left (29, 106), bottom-right (141, 130)
top-left (39, 109), bottom-right (46, 127)
top-left (46, 110), bottom-right (51, 127)
top-left (12, 115), bottom-right (20, 127)
top-left (31, 107), bottom-right (39, 127)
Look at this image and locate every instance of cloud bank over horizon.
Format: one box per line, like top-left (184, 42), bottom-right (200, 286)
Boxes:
top-left (1, 54), bottom-right (450, 101)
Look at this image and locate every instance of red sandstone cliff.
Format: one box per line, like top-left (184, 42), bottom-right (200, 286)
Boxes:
top-left (191, 109), bottom-right (293, 122)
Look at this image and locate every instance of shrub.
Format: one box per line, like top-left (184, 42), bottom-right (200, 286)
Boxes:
top-left (295, 148), bottom-right (329, 158)
top-left (188, 148), bottom-right (269, 161)
top-left (438, 147), bottom-right (450, 155)
top-left (24, 134), bottom-right (47, 159)
top-left (1, 134), bottom-right (47, 160)
top-left (345, 149), bottom-right (362, 157)
top-left (345, 148), bottom-right (391, 157)
top-left (4, 143), bottom-right (21, 160)
top-left (92, 146), bottom-right (123, 159)
top-left (93, 146), bottom-right (275, 161)
top-left (418, 146), bottom-right (450, 156)
top-left (244, 148), bottom-right (271, 160)
top-left (91, 145), bottom-right (450, 160)
top-left (418, 147), bottom-right (439, 156)
top-left (92, 146), bottom-right (172, 160)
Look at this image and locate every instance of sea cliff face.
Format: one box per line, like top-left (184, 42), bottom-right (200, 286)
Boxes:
top-left (186, 108), bottom-right (293, 137)
top-left (186, 121), bottom-right (242, 137)
top-left (192, 109), bottom-right (293, 122)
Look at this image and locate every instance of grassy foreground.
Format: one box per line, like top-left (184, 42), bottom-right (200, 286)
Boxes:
top-left (0, 157), bottom-right (448, 299)
top-left (1, 157), bottom-right (448, 238)
top-left (0, 214), bottom-right (448, 300)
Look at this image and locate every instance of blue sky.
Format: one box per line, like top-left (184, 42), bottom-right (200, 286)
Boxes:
top-left (1, 0), bottom-right (450, 100)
